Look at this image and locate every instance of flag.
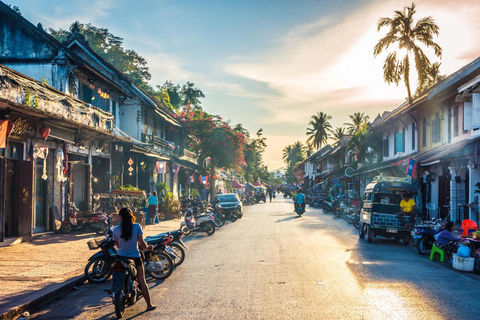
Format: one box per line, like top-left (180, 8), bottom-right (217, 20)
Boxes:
top-left (166, 141), bottom-right (176, 150)
top-left (189, 174), bottom-right (195, 183)
top-left (0, 120), bottom-right (8, 148)
top-left (390, 159), bottom-right (404, 166)
top-left (156, 161), bottom-right (166, 174)
top-left (405, 156), bottom-right (417, 177)
top-left (202, 176), bottom-right (208, 184)
top-left (172, 163), bottom-right (180, 180)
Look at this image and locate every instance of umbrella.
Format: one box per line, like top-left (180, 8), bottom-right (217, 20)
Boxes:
top-left (232, 181), bottom-right (244, 188)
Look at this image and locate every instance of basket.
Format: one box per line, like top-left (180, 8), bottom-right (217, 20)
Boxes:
top-left (452, 254), bottom-right (475, 272)
top-left (87, 237), bottom-right (104, 250)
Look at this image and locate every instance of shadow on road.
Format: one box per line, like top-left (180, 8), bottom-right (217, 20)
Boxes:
top-left (275, 215), bottom-right (301, 223)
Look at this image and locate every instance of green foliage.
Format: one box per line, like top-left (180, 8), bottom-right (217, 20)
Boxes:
top-left (343, 112), bottom-right (369, 135)
top-left (347, 124), bottom-right (382, 165)
top-left (41, 76), bottom-right (49, 85)
top-left (161, 81), bottom-right (182, 109)
top-left (156, 182), bottom-right (169, 195)
top-left (118, 184), bottom-right (142, 192)
top-left (306, 112), bottom-right (332, 149)
top-left (374, 3), bottom-right (442, 102)
top-left (154, 86), bottom-right (174, 111)
top-left (48, 22), bottom-right (152, 93)
top-left (6, 4), bottom-right (22, 15)
top-left (242, 128), bottom-right (268, 183)
top-left (282, 142), bottom-right (306, 183)
top-left (190, 188), bottom-right (200, 198)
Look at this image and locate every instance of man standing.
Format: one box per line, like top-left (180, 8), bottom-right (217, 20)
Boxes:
top-left (201, 187), bottom-right (209, 202)
top-left (397, 193), bottom-right (416, 228)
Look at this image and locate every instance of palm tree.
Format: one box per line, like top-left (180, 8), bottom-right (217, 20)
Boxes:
top-left (414, 62), bottom-right (445, 97)
top-left (305, 142), bottom-right (315, 157)
top-left (282, 145), bottom-right (293, 164)
top-left (330, 127), bottom-right (347, 145)
top-left (374, 3), bottom-right (442, 102)
top-left (344, 112), bottom-right (370, 135)
top-left (306, 112), bottom-right (332, 149)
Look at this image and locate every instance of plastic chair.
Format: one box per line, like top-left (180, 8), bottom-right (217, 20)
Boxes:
top-left (461, 219), bottom-right (478, 237)
top-left (430, 243), bottom-right (445, 262)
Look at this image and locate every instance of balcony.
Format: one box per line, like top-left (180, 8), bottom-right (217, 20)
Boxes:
top-left (0, 65), bottom-right (113, 133)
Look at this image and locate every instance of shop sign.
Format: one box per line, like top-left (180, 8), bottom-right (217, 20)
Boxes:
top-left (8, 113), bottom-right (37, 142)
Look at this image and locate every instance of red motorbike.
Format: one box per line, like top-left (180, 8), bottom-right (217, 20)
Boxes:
top-left (60, 205), bottom-right (108, 235)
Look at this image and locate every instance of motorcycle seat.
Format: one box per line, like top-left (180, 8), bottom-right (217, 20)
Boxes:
top-left (145, 235), bottom-right (168, 245)
top-left (81, 212), bottom-right (104, 218)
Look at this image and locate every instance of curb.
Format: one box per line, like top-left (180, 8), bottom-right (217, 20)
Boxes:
top-left (0, 275), bottom-right (85, 320)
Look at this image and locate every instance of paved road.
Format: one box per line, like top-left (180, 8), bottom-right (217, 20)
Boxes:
top-left (29, 197), bottom-right (480, 320)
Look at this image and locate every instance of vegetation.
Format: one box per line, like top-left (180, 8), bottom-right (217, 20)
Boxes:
top-left (374, 3), bottom-right (442, 102)
top-left (344, 112), bottom-right (369, 135)
top-left (306, 112), bottom-right (332, 150)
top-left (282, 141), bottom-right (306, 183)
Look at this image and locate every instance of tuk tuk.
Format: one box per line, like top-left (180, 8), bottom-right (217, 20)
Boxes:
top-left (359, 175), bottom-right (417, 244)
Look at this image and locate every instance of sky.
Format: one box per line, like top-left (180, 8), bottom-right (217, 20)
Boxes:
top-left (9, 0), bottom-right (480, 170)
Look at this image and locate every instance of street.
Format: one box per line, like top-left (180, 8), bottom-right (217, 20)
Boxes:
top-left (29, 197), bottom-right (480, 320)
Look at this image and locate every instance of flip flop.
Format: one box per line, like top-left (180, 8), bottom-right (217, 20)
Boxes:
top-left (146, 306), bottom-right (157, 312)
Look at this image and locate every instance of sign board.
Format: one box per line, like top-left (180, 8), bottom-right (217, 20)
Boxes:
top-left (332, 177), bottom-right (339, 184)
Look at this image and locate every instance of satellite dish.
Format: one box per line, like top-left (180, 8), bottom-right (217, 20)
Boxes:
top-left (345, 167), bottom-right (354, 177)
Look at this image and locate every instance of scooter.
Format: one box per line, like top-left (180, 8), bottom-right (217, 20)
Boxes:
top-left (321, 198), bottom-right (335, 214)
top-left (180, 207), bottom-right (216, 236)
top-left (61, 205), bottom-right (108, 235)
top-left (413, 219), bottom-right (442, 255)
top-left (295, 201), bottom-right (305, 216)
top-left (111, 257), bottom-right (143, 319)
top-left (346, 206), bottom-right (360, 229)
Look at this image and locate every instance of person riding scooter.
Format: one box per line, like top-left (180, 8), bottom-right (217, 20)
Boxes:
top-left (294, 189), bottom-right (306, 212)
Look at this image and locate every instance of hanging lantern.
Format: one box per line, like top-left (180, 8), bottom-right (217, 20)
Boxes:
top-left (39, 126), bottom-right (51, 140)
top-left (97, 88), bottom-right (102, 94)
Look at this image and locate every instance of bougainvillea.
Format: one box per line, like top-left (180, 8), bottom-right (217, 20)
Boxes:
top-left (176, 106), bottom-right (245, 171)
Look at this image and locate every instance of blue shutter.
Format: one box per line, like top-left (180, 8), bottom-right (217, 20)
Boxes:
top-left (395, 132), bottom-right (404, 153)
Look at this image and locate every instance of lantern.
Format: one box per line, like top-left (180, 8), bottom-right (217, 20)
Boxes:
top-left (39, 126), bottom-right (51, 140)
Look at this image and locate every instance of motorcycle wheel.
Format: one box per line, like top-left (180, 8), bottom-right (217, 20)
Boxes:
top-left (170, 243), bottom-right (186, 267)
top-left (182, 226), bottom-right (192, 236)
top-left (359, 223), bottom-right (366, 239)
top-left (60, 222), bottom-right (73, 234)
top-left (95, 221), bottom-right (108, 235)
top-left (214, 213), bottom-right (225, 227)
top-left (205, 221), bottom-right (216, 235)
top-left (238, 209), bottom-right (243, 218)
top-left (85, 258), bottom-right (111, 283)
top-left (229, 213), bottom-right (238, 222)
top-left (353, 218), bottom-right (360, 230)
top-left (347, 216), bottom-right (353, 224)
top-left (146, 251), bottom-right (174, 280)
top-left (114, 292), bottom-right (125, 319)
top-left (416, 238), bottom-right (428, 255)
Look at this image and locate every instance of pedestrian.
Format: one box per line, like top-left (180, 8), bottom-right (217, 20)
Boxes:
top-left (113, 208), bottom-right (156, 312)
top-left (268, 187), bottom-right (273, 202)
top-left (201, 187), bottom-right (209, 202)
top-left (273, 189), bottom-right (276, 199)
top-left (397, 193), bottom-right (416, 228)
top-left (436, 221), bottom-right (468, 261)
top-left (147, 191), bottom-right (158, 224)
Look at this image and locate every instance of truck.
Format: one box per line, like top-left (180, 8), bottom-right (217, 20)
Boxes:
top-left (359, 175), bottom-right (417, 244)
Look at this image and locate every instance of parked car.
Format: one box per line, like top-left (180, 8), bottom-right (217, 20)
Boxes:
top-left (217, 193), bottom-right (243, 217)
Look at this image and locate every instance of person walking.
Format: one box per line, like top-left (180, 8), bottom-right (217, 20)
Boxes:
top-left (268, 187), bottom-right (273, 202)
top-left (147, 191), bottom-right (158, 224)
top-left (113, 208), bottom-right (156, 312)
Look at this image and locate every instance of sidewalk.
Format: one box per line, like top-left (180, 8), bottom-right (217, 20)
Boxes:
top-left (0, 218), bottom-right (183, 320)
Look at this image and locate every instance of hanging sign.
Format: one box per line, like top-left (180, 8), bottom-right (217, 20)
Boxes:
top-left (7, 113), bottom-right (37, 142)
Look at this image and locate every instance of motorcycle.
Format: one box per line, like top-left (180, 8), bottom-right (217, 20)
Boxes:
top-left (61, 206), bottom-right (108, 235)
top-left (111, 256), bottom-right (143, 319)
top-left (321, 198), bottom-right (335, 214)
top-left (413, 219), bottom-right (442, 255)
top-left (85, 230), bottom-right (116, 283)
top-left (295, 201), bottom-right (305, 216)
top-left (333, 196), bottom-right (347, 218)
top-left (143, 236), bottom-right (175, 279)
top-left (149, 229), bottom-right (188, 267)
top-left (180, 207), bottom-right (216, 236)
top-left (346, 206), bottom-right (360, 229)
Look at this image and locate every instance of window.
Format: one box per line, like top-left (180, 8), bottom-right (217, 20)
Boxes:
top-left (383, 135), bottom-right (389, 157)
top-left (395, 131), bottom-right (404, 153)
top-left (423, 118), bottom-right (427, 147)
top-left (394, 132), bottom-right (397, 155)
top-left (144, 111), bottom-right (148, 135)
top-left (402, 127), bottom-right (406, 152)
top-left (153, 118), bottom-right (158, 136)
top-left (453, 106), bottom-right (459, 137)
top-left (431, 112), bottom-right (441, 144)
top-left (412, 123), bottom-right (416, 150)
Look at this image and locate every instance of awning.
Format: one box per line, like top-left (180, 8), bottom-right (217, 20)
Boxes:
top-left (413, 137), bottom-right (480, 166)
top-left (232, 181), bottom-right (245, 188)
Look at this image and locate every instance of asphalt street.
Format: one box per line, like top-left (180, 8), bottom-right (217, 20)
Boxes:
top-left (28, 197), bottom-right (480, 320)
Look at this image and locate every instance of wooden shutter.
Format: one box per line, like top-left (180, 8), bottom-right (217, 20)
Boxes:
top-left (17, 160), bottom-right (33, 238)
top-left (472, 93), bottom-right (480, 128)
top-left (464, 101), bottom-right (473, 130)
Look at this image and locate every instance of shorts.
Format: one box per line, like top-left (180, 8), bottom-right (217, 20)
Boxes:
top-left (118, 252), bottom-right (144, 267)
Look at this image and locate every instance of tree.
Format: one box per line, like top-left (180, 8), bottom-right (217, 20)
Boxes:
top-left (161, 81), bottom-right (182, 110)
top-left (374, 3), bottom-right (442, 102)
top-left (414, 62), bottom-right (446, 97)
top-left (154, 86), bottom-right (174, 111)
top-left (305, 142), bottom-right (315, 157)
top-left (182, 81), bottom-right (205, 109)
top-left (306, 112), bottom-right (332, 149)
top-left (282, 141), bottom-right (306, 183)
top-left (175, 107), bottom-right (245, 196)
top-left (347, 124), bottom-right (383, 165)
top-left (48, 22), bottom-right (152, 92)
top-left (330, 127), bottom-right (347, 146)
top-left (241, 127), bottom-right (269, 183)
top-left (344, 112), bottom-right (369, 135)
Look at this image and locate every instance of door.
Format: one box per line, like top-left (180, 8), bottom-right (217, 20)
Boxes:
top-left (17, 160), bottom-right (33, 238)
top-left (0, 157), bottom-right (5, 242)
top-left (438, 174), bottom-right (450, 219)
top-left (34, 159), bottom-right (47, 233)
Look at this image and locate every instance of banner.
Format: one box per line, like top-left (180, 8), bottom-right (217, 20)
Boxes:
top-left (156, 161), bottom-right (167, 174)
top-left (189, 174), bottom-right (195, 183)
top-left (202, 176), bottom-right (208, 184)
top-left (172, 163), bottom-right (180, 180)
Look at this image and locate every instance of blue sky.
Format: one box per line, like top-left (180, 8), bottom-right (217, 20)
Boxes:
top-left (9, 0), bottom-right (480, 169)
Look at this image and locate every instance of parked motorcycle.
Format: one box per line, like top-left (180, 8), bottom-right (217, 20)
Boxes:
top-left (85, 230), bottom-right (116, 283)
top-left (346, 206), bottom-right (360, 229)
top-left (180, 208), bottom-right (216, 236)
top-left (321, 198), bottom-right (335, 214)
top-left (413, 219), bottom-right (442, 255)
top-left (333, 196), bottom-right (347, 218)
top-left (61, 206), bottom-right (108, 235)
top-left (149, 229), bottom-right (188, 267)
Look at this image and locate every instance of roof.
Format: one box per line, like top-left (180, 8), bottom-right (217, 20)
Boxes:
top-left (413, 137), bottom-right (480, 166)
top-left (372, 95), bottom-right (428, 129)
